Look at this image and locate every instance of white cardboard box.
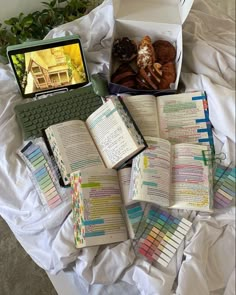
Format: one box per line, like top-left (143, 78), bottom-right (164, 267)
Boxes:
top-left (109, 0), bottom-right (194, 95)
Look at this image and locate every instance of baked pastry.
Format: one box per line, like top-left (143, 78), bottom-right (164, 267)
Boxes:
top-left (111, 63), bottom-right (137, 88)
top-left (137, 36), bottom-right (155, 68)
top-left (137, 63), bottom-right (162, 90)
top-left (153, 40), bottom-right (176, 64)
top-left (112, 37), bottom-right (137, 62)
top-left (158, 62), bottom-right (176, 89)
top-left (136, 74), bottom-right (152, 90)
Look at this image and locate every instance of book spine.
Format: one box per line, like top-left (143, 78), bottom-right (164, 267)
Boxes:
top-left (117, 96), bottom-right (148, 148)
top-left (43, 128), bottom-right (70, 187)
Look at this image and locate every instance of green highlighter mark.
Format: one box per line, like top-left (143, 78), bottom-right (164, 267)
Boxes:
top-left (142, 181), bottom-right (157, 187)
top-left (80, 182), bottom-right (101, 188)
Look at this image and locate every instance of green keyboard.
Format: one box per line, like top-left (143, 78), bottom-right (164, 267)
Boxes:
top-left (15, 85), bottom-right (103, 139)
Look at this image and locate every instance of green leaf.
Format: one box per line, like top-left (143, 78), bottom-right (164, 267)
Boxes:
top-left (22, 17), bottom-right (34, 27)
top-left (43, 0), bottom-right (57, 8)
top-left (41, 1), bottom-right (51, 7)
top-left (4, 17), bottom-right (18, 25)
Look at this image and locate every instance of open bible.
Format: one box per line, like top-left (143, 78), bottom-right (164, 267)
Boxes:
top-left (128, 137), bottom-right (213, 212)
top-left (44, 97), bottom-right (147, 185)
top-left (121, 91), bottom-right (213, 146)
top-left (71, 167), bottom-right (128, 248)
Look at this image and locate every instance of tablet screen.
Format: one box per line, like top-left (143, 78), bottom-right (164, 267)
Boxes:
top-left (8, 37), bottom-right (89, 98)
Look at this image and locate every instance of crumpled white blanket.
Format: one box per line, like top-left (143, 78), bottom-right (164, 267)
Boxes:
top-left (0, 0), bottom-right (235, 294)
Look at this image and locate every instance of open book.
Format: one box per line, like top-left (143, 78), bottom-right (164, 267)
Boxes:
top-left (71, 167), bottom-right (128, 248)
top-left (44, 97), bottom-right (147, 185)
top-left (71, 166), bottom-right (193, 268)
top-left (70, 165), bottom-right (142, 247)
top-left (121, 91), bottom-right (214, 146)
top-left (128, 137), bottom-right (213, 212)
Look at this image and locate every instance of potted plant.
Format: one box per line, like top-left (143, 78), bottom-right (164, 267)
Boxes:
top-left (0, 0), bottom-right (102, 63)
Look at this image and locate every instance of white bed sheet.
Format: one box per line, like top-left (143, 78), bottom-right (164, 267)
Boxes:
top-left (0, 0), bottom-right (235, 294)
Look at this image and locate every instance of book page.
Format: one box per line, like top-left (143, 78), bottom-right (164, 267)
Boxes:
top-left (170, 144), bottom-right (212, 211)
top-left (157, 92), bottom-right (213, 146)
top-left (118, 167), bottom-right (132, 205)
top-left (130, 137), bottom-right (171, 207)
top-left (122, 95), bottom-right (160, 137)
top-left (86, 98), bottom-right (146, 169)
top-left (45, 120), bottom-right (104, 185)
top-left (117, 167), bottom-right (144, 239)
top-left (71, 168), bottom-right (128, 248)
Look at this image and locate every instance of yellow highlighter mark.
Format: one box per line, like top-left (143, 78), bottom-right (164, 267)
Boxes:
top-left (143, 156), bottom-right (149, 169)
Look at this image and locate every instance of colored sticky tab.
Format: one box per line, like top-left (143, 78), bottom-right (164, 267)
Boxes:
top-left (191, 95), bottom-right (206, 100)
top-left (163, 236), bottom-right (179, 249)
top-left (196, 118), bottom-right (208, 123)
top-left (159, 252), bottom-right (171, 263)
top-left (213, 165), bottom-right (236, 209)
top-left (161, 240), bottom-right (176, 254)
top-left (173, 230), bottom-right (184, 240)
top-left (197, 128), bottom-right (208, 133)
top-left (159, 213), bottom-right (168, 222)
top-left (176, 225), bottom-right (188, 235)
top-left (158, 245), bottom-right (173, 258)
top-left (27, 147), bottom-right (41, 159)
top-left (157, 257), bottom-right (168, 267)
top-left (181, 218), bottom-right (192, 227)
top-left (166, 232), bottom-right (181, 244)
top-left (198, 138), bottom-right (210, 143)
top-left (133, 206), bottom-right (192, 267)
top-left (127, 206), bottom-right (143, 214)
top-left (178, 221), bottom-right (191, 231)
top-left (20, 142), bottom-right (63, 209)
top-left (128, 210), bottom-right (144, 219)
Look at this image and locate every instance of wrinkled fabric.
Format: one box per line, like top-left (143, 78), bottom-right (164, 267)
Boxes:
top-left (0, 0), bottom-right (235, 294)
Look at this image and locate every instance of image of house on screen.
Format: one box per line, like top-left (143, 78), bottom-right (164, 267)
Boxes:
top-left (23, 45), bottom-right (87, 94)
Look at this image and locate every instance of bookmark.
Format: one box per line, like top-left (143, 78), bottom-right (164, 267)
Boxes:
top-left (132, 205), bottom-right (192, 267)
top-left (213, 164), bottom-right (235, 208)
top-left (126, 202), bottom-right (147, 241)
top-left (19, 140), bottom-right (65, 209)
